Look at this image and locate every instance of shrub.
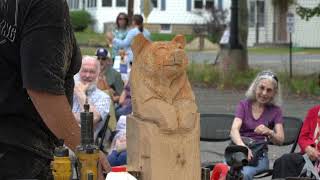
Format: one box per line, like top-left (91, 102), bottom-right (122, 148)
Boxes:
top-left (70, 10), bottom-right (93, 32)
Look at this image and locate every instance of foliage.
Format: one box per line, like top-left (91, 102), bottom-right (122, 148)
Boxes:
top-left (70, 10), bottom-right (94, 32)
top-left (192, 3), bottom-right (228, 43)
top-left (187, 62), bottom-right (320, 96)
top-left (296, 3), bottom-right (320, 21)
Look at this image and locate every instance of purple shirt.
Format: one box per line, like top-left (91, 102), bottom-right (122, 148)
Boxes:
top-left (235, 99), bottom-right (283, 141)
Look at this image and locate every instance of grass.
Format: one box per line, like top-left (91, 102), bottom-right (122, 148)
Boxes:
top-left (75, 30), bottom-right (320, 55)
top-left (80, 47), bottom-right (99, 56)
top-left (75, 29), bottom-right (105, 46)
top-left (75, 30), bottom-right (195, 47)
top-left (151, 33), bottom-right (194, 43)
top-left (248, 47), bottom-right (320, 55)
top-left (187, 62), bottom-right (320, 96)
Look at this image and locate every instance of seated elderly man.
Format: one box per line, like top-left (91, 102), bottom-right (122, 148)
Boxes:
top-left (73, 56), bottom-right (111, 140)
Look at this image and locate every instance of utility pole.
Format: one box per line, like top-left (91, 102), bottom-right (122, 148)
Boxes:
top-left (128, 0), bottom-right (134, 24)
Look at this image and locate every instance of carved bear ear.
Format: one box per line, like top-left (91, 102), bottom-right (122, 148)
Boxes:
top-left (132, 33), bottom-right (151, 56)
top-left (172, 34), bottom-right (186, 49)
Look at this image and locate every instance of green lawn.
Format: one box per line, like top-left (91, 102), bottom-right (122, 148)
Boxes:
top-left (151, 33), bottom-right (194, 43)
top-left (75, 30), bottom-right (320, 55)
top-left (80, 47), bottom-right (98, 56)
top-left (75, 29), bottom-right (105, 46)
top-left (248, 47), bottom-right (320, 55)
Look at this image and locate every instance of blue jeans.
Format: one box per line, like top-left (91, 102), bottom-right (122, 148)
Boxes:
top-left (242, 153), bottom-right (269, 180)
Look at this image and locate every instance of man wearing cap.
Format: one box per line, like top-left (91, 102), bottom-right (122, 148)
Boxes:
top-left (96, 48), bottom-right (124, 103)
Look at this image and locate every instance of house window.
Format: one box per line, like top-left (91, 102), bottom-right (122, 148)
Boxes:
top-left (102, 0), bottom-right (112, 7)
top-left (205, 0), bottom-right (214, 9)
top-left (194, 0), bottom-right (203, 9)
top-left (151, 0), bottom-right (158, 8)
top-left (160, 24), bottom-right (172, 33)
top-left (87, 0), bottom-right (97, 8)
top-left (67, 0), bottom-right (79, 9)
top-left (257, 1), bottom-right (265, 27)
top-left (116, 0), bottom-right (126, 7)
top-left (249, 1), bottom-right (255, 27)
top-left (187, 0), bottom-right (192, 11)
top-left (161, 0), bottom-right (166, 10)
top-left (249, 0), bottom-right (265, 27)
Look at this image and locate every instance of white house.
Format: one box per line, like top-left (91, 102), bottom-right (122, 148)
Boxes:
top-left (247, 0), bottom-right (320, 48)
top-left (67, 0), bottom-right (231, 34)
top-left (67, 0), bottom-right (320, 47)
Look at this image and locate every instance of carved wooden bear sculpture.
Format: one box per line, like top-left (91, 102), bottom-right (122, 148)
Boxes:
top-left (130, 34), bottom-right (198, 132)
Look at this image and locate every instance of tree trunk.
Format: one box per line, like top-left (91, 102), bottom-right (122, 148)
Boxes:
top-left (219, 0), bottom-right (248, 74)
top-left (236, 0), bottom-right (249, 70)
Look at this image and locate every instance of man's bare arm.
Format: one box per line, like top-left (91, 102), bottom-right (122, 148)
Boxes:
top-left (27, 89), bottom-right (80, 151)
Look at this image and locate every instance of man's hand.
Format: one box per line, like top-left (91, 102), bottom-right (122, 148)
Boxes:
top-left (305, 146), bottom-right (320, 161)
top-left (98, 151), bottom-right (111, 180)
top-left (254, 124), bottom-right (272, 136)
top-left (74, 82), bottom-right (89, 95)
top-left (74, 83), bottom-right (89, 102)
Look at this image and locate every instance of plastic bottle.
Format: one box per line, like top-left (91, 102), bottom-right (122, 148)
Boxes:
top-left (105, 166), bottom-right (137, 180)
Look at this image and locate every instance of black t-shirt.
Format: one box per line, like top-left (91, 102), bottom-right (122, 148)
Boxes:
top-left (0, 0), bottom-right (81, 159)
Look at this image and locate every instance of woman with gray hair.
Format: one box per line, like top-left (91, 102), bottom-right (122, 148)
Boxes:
top-left (228, 70), bottom-right (285, 180)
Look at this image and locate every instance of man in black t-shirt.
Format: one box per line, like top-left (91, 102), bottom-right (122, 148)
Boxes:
top-left (0, 0), bottom-right (109, 179)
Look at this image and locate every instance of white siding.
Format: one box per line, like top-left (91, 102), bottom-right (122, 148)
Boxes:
top-left (146, 0), bottom-right (208, 24)
top-left (247, 0), bottom-right (273, 47)
top-left (81, 0), bottom-right (231, 32)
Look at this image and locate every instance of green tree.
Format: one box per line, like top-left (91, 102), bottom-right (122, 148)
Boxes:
top-left (296, 3), bottom-right (320, 20)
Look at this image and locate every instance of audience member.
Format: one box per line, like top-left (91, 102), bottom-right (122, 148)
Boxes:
top-left (107, 14), bottom-right (151, 63)
top-left (72, 56), bottom-right (111, 140)
top-left (212, 70), bottom-right (284, 180)
top-left (106, 12), bottom-right (129, 60)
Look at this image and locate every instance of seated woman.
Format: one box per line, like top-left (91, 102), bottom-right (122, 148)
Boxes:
top-left (107, 115), bottom-right (127, 166)
top-left (115, 80), bottom-right (132, 120)
top-left (212, 70), bottom-right (284, 180)
top-left (272, 105), bottom-right (320, 179)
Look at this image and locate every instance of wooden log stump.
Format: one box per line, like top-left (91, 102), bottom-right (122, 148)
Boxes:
top-left (127, 115), bottom-right (200, 180)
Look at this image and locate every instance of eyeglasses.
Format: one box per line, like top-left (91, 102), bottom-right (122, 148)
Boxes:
top-left (259, 71), bottom-right (278, 82)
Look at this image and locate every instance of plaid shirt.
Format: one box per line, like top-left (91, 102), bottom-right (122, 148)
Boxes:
top-left (72, 85), bottom-right (111, 139)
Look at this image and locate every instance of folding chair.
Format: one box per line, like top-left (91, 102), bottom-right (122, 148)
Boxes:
top-left (254, 116), bottom-right (303, 178)
top-left (200, 113), bottom-right (235, 170)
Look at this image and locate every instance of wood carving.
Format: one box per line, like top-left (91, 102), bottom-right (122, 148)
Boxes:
top-left (130, 34), bottom-right (198, 132)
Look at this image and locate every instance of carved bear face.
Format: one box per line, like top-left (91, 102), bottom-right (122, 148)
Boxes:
top-left (132, 34), bottom-right (188, 80)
